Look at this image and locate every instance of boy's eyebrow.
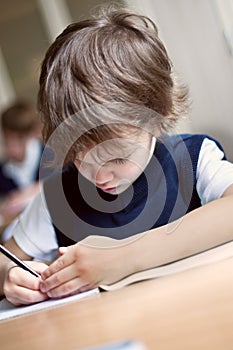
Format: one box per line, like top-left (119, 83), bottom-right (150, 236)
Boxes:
top-left (75, 140), bottom-right (142, 165)
top-left (75, 150), bottom-right (134, 165)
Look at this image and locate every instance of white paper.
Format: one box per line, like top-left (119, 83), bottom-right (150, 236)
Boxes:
top-left (0, 288), bottom-right (100, 321)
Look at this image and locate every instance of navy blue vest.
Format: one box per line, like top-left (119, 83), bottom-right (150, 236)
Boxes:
top-left (43, 134), bottom-right (226, 247)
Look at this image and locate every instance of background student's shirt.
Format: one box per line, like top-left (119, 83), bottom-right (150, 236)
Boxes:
top-left (0, 139), bottom-right (43, 194)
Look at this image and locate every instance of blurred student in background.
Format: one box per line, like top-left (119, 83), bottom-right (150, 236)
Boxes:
top-left (0, 101), bottom-right (43, 240)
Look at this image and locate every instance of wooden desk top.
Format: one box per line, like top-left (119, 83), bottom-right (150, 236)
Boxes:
top-left (1, 257), bottom-right (233, 350)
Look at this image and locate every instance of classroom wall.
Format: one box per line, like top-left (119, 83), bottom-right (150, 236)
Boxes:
top-left (126, 0), bottom-right (233, 161)
top-left (0, 0), bottom-right (232, 160)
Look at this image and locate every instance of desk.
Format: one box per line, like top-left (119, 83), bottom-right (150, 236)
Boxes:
top-left (1, 257), bottom-right (233, 350)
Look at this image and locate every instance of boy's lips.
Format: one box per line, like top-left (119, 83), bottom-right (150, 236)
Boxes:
top-left (98, 182), bottom-right (130, 194)
top-left (102, 187), bottom-right (117, 193)
top-left (98, 186), bottom-right (117, 193)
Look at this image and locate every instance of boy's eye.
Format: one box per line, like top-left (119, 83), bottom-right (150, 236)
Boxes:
top-left (111, 158), bottom-right (127, 165)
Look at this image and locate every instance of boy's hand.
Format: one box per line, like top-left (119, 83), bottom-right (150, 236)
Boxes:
top-left (40, 242), bottom-right (131, 298)
top-left (4, 261), bottom-right (49, 306)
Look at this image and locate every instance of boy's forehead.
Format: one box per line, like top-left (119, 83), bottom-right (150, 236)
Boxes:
top-left (76, 137), bottom-right (149, 163)
top-left (78, 138), bottom-right (135, 157)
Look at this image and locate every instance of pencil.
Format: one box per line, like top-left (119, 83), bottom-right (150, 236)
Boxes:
top-left (0, 244), bottom-right (40, 277)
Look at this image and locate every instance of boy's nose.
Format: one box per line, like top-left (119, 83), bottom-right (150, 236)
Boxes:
top-left (95, 167), bottom-right (113, 186)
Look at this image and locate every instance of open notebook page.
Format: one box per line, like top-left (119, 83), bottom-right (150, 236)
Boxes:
top-left (0, 287), bottom-right (100, 321)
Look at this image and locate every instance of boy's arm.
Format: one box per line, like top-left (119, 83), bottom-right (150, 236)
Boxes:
top-left (221, 184), bottom-right (233, 197)
top-left (41, 185), bottom-right (233, 297)
top-left (130, 184), bottom-right (233, 273)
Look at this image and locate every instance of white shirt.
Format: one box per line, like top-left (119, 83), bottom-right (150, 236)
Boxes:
top-left (2, 139), bottom-right (42, 188)
top-left (12, 138), bottom-right (233, 262)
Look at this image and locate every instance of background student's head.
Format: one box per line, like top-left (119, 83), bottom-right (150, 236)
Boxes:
top-left (1, 101), bottom-right (42, 163)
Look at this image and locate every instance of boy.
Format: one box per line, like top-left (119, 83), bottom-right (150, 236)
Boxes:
top-left (0, 101), bottom-right (43, 234)
top-left (1, 7), bottom-right (233, 306)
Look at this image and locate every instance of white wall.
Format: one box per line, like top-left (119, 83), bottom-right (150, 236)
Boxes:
top-left (1, 0), bottom-right (232, 160)
top-left (126, 0), bottom-right (233, 160)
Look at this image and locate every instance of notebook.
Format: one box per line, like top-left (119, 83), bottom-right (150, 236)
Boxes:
top-left (0, 287), bottom-right (99, 321)
top-left (1, 237), bottom-right (233, 320)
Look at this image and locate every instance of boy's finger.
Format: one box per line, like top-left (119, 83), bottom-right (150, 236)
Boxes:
top-left (8, 266), bottom-right (41, 290)
top-left (8, 286), bottom-right (48, 306)
top-left (59, 246), bottom-right (68, 255)
top-left (45, 277), bottom-right (87, 298)
top-left (41, 246), bottom-right (75, 279)
top-left (40, 264), bottom-right (77, 292)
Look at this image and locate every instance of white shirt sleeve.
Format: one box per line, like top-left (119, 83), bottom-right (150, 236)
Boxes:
top-left (12, 187), bottom-right (59, 262)
top-left (196, 138), bottom-right (233, 205)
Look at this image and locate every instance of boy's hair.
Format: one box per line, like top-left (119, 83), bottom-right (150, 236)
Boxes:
top-left (38, 6), bottom-right (189, 164)
top-left (1, 101), bottom-right (41, 134)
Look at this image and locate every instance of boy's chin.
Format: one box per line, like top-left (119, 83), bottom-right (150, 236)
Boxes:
top-left (114, 182), bottom-right (132, 195)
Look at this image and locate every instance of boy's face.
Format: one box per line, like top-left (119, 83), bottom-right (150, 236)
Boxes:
top-left (74, 131), bottom-right (155, 195)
